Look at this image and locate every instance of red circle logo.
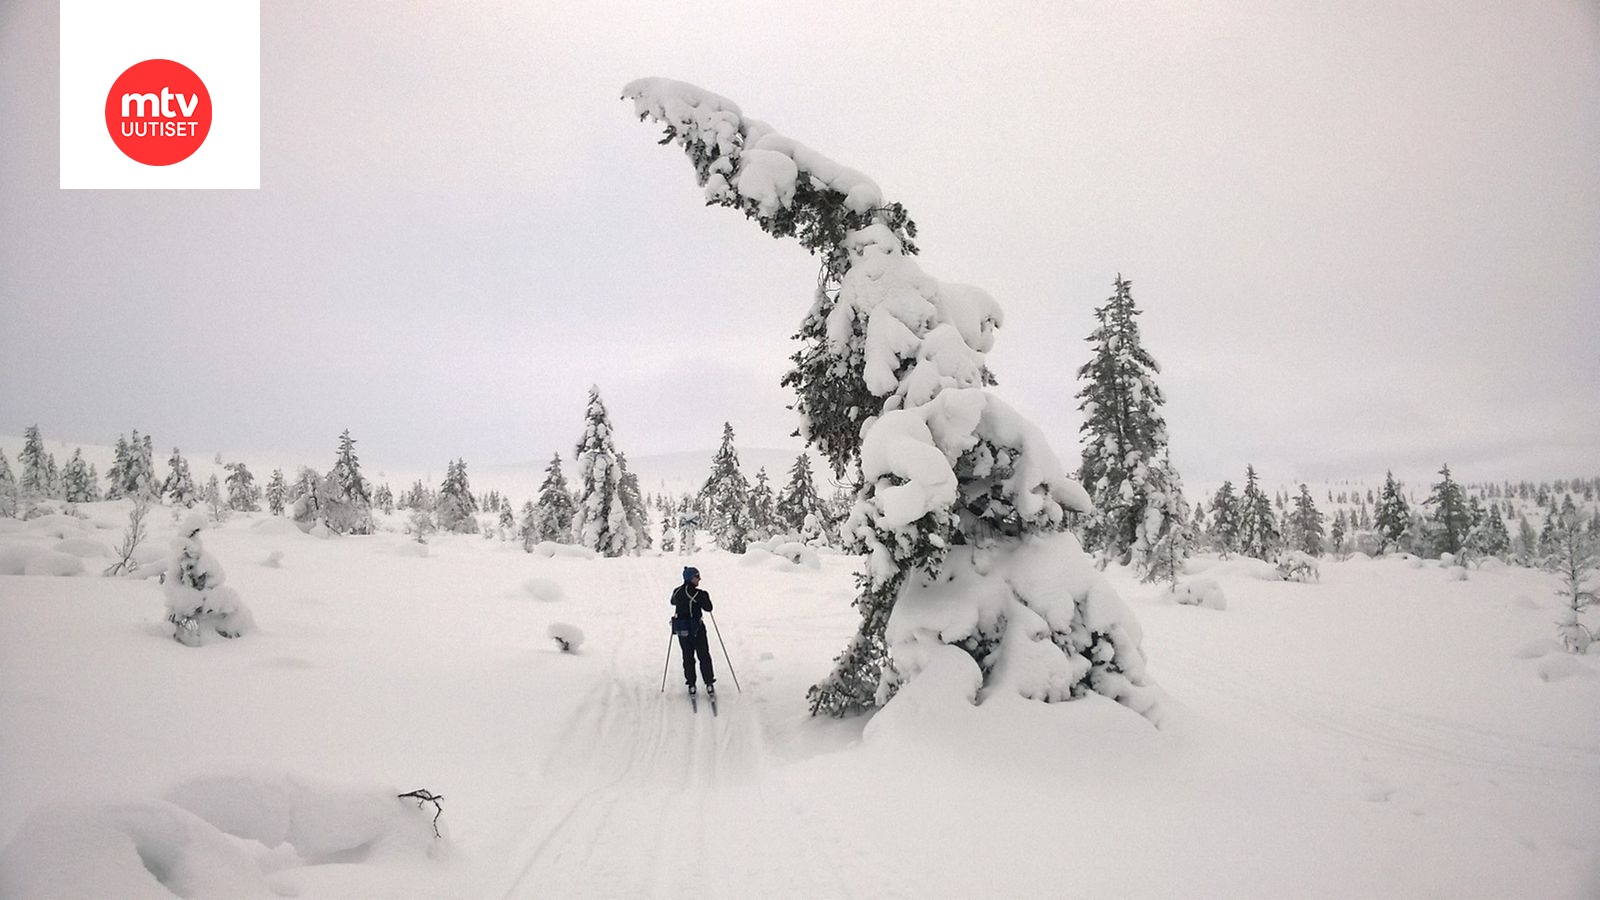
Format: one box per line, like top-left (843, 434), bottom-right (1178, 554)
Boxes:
top-left (104, 59), bottom-right (212, 166)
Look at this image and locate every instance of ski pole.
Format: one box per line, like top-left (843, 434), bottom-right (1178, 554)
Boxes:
top-left (707, 610), bottom-right (741, 693)
top-left (659, 632), bottom-right (674, 693)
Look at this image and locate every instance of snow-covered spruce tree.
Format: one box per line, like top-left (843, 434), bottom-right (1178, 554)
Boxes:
top-left (165, 512), bottom-right (252, 645)
top-left (627, 79), bottom-right (1162, 720)
top-left (1141, 454), bottom-right (1194, 587)
top-left (128, 432), bottom-right (157, 499)
top-left (1542, 506), bottom-right (1597, 653)
top-left (373, 483), bottom-right (395, 515)
top-left (61, 450), bottom-right (95, 503)
top-left (677, 495), bottom-right (699, 554)
top-left (777, 452), bottom-right (826, 538)
top-left (18, 425), bottom-right (48, 498)
top-left (1075, 275), bottom-right (1184, 572)
top-left (224, 462), bottom-right (261, 512)
top-left (1237, 465), bottom-right (1281, 561)
top-left (289, 466), bottom-right (324, 528)
top-left (617, 453), bottom-right (651, 553)
top-left (163, 448), bottom-right (198, 508)
top-left (0, 451), bottom-right (18, 517)
top-left (700, 422), bottom-right (753, 553)
top-left (497, 504), bottom-right (515, 540)
top-left (533, 453), bottom-right (576, 543)
top-left (1289, 483), bottom-right (1325, 557)
top-left (658, 497), bottom-right (678, 552)
top-left (1330, 510), bottom-right (1349, 559)
top-left (202, 474), bottom-right (227, 522)
top-left (265, 468), bottom-right (288, 516)
top-left (517, 500), bottom-right (538, 551)
top-left (43, 453), bottom-right (62, 499)
top-left (571, 387), bottom-right (638, 556)
top-left (105, 436), bottom-right (129, 500)
top-left (1209, 481), bottom-right (1241, 557)
top-left (748, 467), bottom-right (779, 540)
top-left (1468, 503), bottom-right (1511, 561)
top-left (1425, 464), bottom-right (1472, 558)
top-left (320, 430), bottom-right (374, 534)
top-left (1374, 470), bottom-right (1411, 554)
top-left (435, 459), bottom-right (479, 534)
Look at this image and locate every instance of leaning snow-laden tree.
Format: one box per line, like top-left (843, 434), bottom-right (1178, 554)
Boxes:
top-left (571, 387), bottom-right (639, 556)
top-left (1075, 276), bottom-right (1185, 572)
top-left (164, 512), bottom-right (253, 646)
top-left (625, 79), bottom-right (1162, 721)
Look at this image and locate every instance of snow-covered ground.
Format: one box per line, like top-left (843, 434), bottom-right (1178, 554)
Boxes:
top-left (1, 501), bottom-right (1597, 897)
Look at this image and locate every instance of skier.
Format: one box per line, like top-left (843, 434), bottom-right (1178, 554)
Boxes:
top-left (670, 566), bottom-right (716, 701)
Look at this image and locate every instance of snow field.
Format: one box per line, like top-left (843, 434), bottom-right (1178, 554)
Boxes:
top-left (1, 499), bottom-right (1596, 897)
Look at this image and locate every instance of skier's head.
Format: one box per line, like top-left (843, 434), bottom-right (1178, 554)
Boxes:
top-left (682, 566), bottom-right (700, 585)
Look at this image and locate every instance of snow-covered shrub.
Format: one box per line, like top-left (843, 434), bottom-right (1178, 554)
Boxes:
top-left (1276, 551), bottom-right (1320, 583)
top-left (1170, 578), bottom-right (1227, 610)
top-left (164, 513), bottom-right (254, 646)
top-left (1445, 565), bottom-right (1469, 581)
top-left (532, 540), bottom-right (596, 560)
top-left (627, 78), bottom-right (1163, 722)
top-left (547, 622), bottom-right (584, 652)
top-left (746, 534), bottom-right (821, 568)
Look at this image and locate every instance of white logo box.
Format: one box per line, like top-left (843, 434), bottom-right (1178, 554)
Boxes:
top-left (61, 0), bottom-right (259, 189)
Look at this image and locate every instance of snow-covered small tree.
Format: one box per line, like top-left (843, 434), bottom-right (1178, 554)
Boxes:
top-left (1425, 464), bottom-right (1472, 558)
top-left (104, 495), bottom-right (151, 576)
top-left (289, 466), bottom-right (324, 528)
top-left (497, 503), bottom-right (515, 540)
top-left (1374, 470), bottom-right (1411, 554)
top-left (408, 507), bottom-right (436, 544)
top-left (1468, 503), bottom-right (1511, 562)
top-left (320, 431), bottom-right (374, 534)
top-left (43, 453), bottom-right (62, 500)
top-left (18, 425), bottom-right (48, 499)
top-left (1237, 465), bottom-right (1280, 561)
top-left (330, 430), bottom-right (371, 506)
top-left (0, 450), bottom-right (17, 517)
top-left (658, 497), bottom-right (678, 552)
top-left (1513, 515), bottom-right (1539, 565)
top-left (164, 512), bottom-right (253, 645)
top-left (61, 449), bottom-right (95, 503)
top-left (162, 448), bottom-right (197, 507)
top-left (533, 453), bottom-right (576, 543)
top-left (571, 388), bottom-right (638, 556)
top-left (265, 468), bottom-right (288, 516)
top-left (1141, 458), bottom-right (1194, 587)
top-left (223, 462), bottom-right (261, 512)
top-left (748, 467), bottom-right (778, 540)
top-left (433, 459), bottom-right (479, 534)
top-left (776, 452), bottom-right (825, 537)
top-left (1208, 481), bottom-right (1241, 557)
top-left (517, 500), bottom-right (538, 551)
top-left (202, 474), bottom-right (227, 522)
top-left (373, 482), bottom-right (395, 515)
top-left (1289, 484), bottom-right (1325, 557)
top-left (677, 495), bottom-right (699, 555)
top-left (700, 422), bottom-right (752, 553)
top-left (105, 436), bottom-right (129, 500)
top-left (1543, 506), bottom-right (1597, 653)
top-left (617, 453), bottom-right (651, 553)
top-left (1075, 276), bottom-right (1180, 568)
top-left (1330, 510), bottom-right (1349, 560)
top-left (125, 431), bottom-right (158, 499)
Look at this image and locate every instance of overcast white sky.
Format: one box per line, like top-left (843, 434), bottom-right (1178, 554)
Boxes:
top-left (2, 0), bottom-right (1596, 485)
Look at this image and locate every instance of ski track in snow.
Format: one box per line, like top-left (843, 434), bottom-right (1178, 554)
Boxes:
top-left (497, 560), bottom-right (849, 899)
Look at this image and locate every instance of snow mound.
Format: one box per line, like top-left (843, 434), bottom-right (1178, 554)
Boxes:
top-left (395, 541), bottom-right (429, 558)
top-left (307, 521), bottom-right (333, 539)
top-left (1445, 565), bottom-right (1469, 581)
top-left (26, 514), bottom-right (91, 539)
top-left (1513, 638), bottom-right (1561, 659)
top-left (1535, 654), bottom-right (1595, 683)
top-left (53, 536), bottom-right (113, 558)
top-left (251, 517), bottom-right (302, 536)
top-left (22, 549), bottom-right (86, 577)
top-left (261, 550), bottom-right (284, 568)
top-left (1186, 555), bottom-right (1281, 581)
top-left (0, 519), bottom-right (29, 534)
top-left (863, 644), bottom-right (981, 745)
top-left (745, 537), bottom-right (821, 569)
top-left (0, 772), bottom-right (442, 900)
top-left (0, 543), bottom-right (46, 575)
top-left (520, 578), bottom-right (565, 602)
top-left (547, 622), bottom-right (585, 652)
top-left (532, 541), bottom-right (595, 559)
top-left (1171, 579), bottom-right (1227, 610)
